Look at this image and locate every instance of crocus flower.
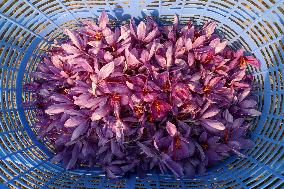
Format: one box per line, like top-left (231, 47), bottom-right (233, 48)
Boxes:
top-left (26, 12), bottom-right (261, 178)
top-left (221, 118), bottom-right (254, 157)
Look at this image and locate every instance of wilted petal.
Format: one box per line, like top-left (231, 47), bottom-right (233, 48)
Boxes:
top-left (201, 119), bottom-right (226, 130)
top-left (64, 29), bottom-right (82, 49)
top-left (166, 44), bottom-right (173, 68)
top-left (45, 103), bottom-right (72, 115)
top-left (238, 89), bottom-right (251, 102)
top-left (208, 77), bottom-right (222, 88)
top-left (242, 108), bottom-right (261, 116)
top-left (194, 142), bottom-right (206, 161)
top-left (201, 108), bottom-right (220, 119)
top-left (188, 81), bottom-right (202, 93)
top-left (126, 48), bottom-right (142, 68)
top-left (232, 69), bottom-right (246, 82)
top-left (130, 19), bottom-right (137, 39)
top-left (144, 27), bottom-right (159, 43)
top-left (50, 94), bottom-right (71, 103)
top-left (98, 61), bottom-right (114, 81)
top-left (223, 109), bottom-right (233, 123)
top-left (239, 99), bottom-right (257, 108)
top-left (148, 41), bottom-right (157, 60)
top-left (137, 141), bottom-right (155, 157)
top-left (188, 52), bottom-right (195, 66)
top-left (71, 124), bottom-right (87, 141)
top-left (140, 50), bottom-right (149, 63)
top-left (199, 132), bottom-right (208, 143)
top-left (51, 56), bottom-right (63, 69)
top-left (91, 104), bottom-right (110, 121)
top-left (173, 14), bottom-right (179, 30)
top-left (192, 35), bottom-right (206, 49)
top-left (233, 82), bottom-right (250, 88)
top-left (185, 38), bottom-right (193, 51)
top-left (61, 44), bottom-right (80, 54)
top-left (74, 94), bottom-right (91, 108)
top-left (65, 116), bottom-right (86, 127)
top-left (77, 58), bottom-right (93, 72)
top-left (137, 21), bottom-right (146, 40)
top-left (204, 22), bottom-right (217, 38)
top-left (162, 154), bottom-right (184, 177)
top-left (188, 141), bottom-right (195, 156)
top-left (113, 56), bottom-right (125, 66)
top-left (104, 51), bottom-right (113, 62)
top-left (155, 54), bottom-right (167, 68)
top-left (98, 11), bottom-right (109, 29)
top-left (166, 121), bottom-right (177, 137)
top-left (67, 142), bottom-right (82, 169)
top-left (111, 139), bottom-right (124, 158)
top-left (215, 41), bottom-right (227, 54)
top-left (175, 37), bottom-right (183, 51)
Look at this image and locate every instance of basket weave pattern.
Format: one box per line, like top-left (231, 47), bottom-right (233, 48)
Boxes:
top-left (0, 0), bottom-right (283, 188)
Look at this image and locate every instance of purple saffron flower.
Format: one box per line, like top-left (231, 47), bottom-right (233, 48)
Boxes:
top-left (27, 12), bottom-right (261, 178)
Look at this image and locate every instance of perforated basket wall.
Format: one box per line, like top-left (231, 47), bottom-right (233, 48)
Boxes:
top-left (0, 0), bottom-right (283, 188)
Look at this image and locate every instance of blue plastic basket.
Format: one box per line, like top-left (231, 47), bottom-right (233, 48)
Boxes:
top-left (0, 0), bottom-right (283, 188)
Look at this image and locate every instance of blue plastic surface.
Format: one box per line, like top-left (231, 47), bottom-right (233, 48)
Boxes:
top-left (0, 0), bottom-right (283, 188)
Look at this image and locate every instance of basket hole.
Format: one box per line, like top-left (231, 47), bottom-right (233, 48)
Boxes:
top-left (243, 174), bottom-right (264, 186)
top-left (260, 48), bottom-right (271, 68)
top-left (2, 1), bottom-right (17, 15)
top-left (2, 134), bottom-right (17, 152)
top-left (6, 159), bottom-right (24, 174)
top-left (26, 174), bottom-right (44, 188)
top-left (0, 164), bottom-right (12, 180)
top-left (14, 180), bottom-right (29, 189)
top-left (8, 133), bottom-right (22, 150)
top-left (0, 159), bottom-right (18, 177)
top-left (33, 168), bottom-right (52, 180)
top-left (265, 178), bottom-right (282, 189)
top-left (0, 112), bottom-right (9, 132)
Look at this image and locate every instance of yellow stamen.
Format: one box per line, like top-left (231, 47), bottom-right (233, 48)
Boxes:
top-left (153, 100), bottom-right (161, 116)
top-left (134, 105), bottom-right (143, 117)
top-left (95, 32), bottom-right (103, 41)
top-left (175, 137), bottom-right (182, 149)
top-left (63, 89), bottom-right (69, 94)
top-left (203, 85), bottom-right (210, 93)
top-left (202, 143), bottom-right (209, 150)
top-left (239, 57), bottom-right (247, 67)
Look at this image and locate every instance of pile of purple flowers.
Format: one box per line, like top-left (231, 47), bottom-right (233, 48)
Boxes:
top-left (26, 12), bottom-right (261, 178)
